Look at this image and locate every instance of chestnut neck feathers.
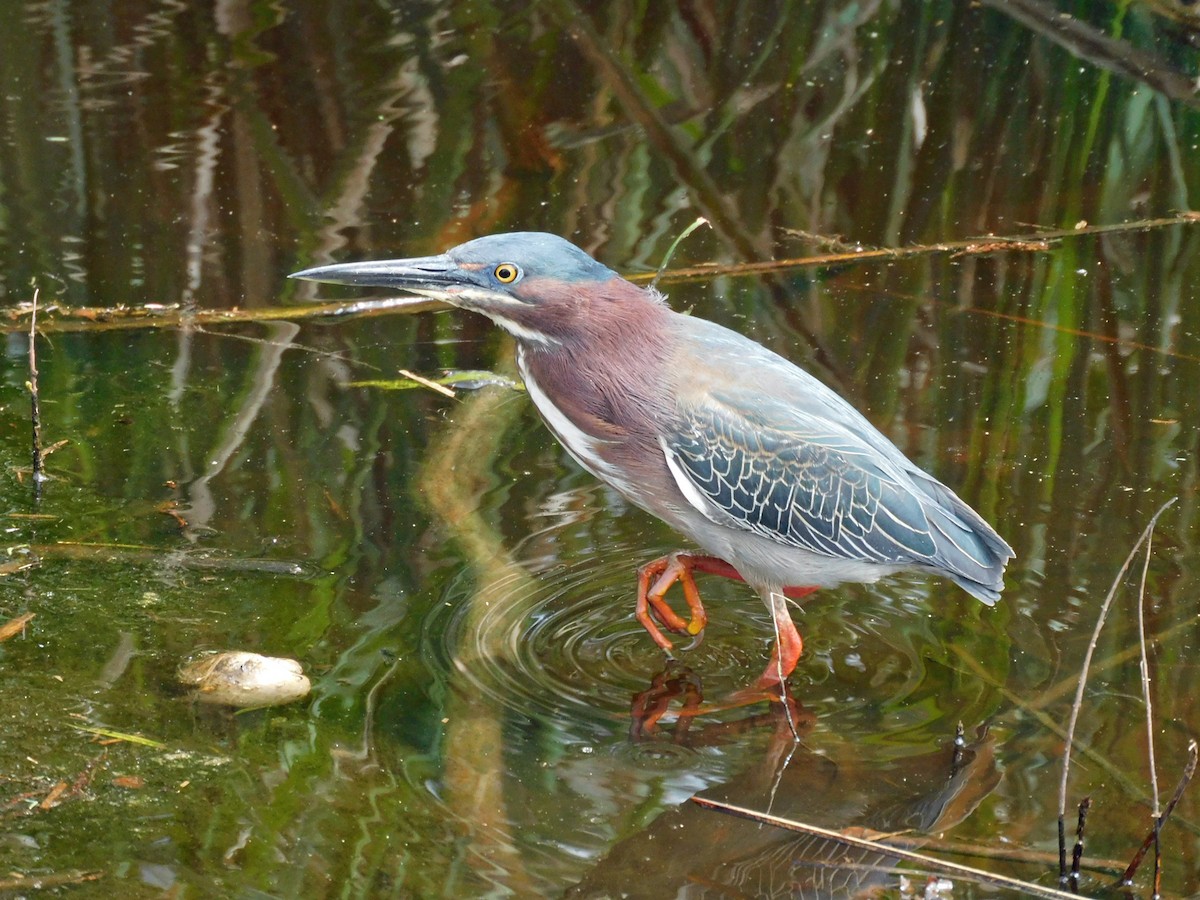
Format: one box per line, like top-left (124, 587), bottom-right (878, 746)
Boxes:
top-left (513, 276), bottom-right (674, 460)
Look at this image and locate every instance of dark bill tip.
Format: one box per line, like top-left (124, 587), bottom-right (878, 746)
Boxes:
top-left (289, 254), bottom-right (457, 289)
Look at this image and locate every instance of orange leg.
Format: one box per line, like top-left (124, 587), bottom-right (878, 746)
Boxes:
top-left (753, 590), bottom-right (814, 689)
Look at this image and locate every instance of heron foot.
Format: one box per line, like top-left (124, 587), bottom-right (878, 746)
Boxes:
top-left (628, 663), bottom-right (703, 741)
top-left (635, 552), bottom-right (735, 653)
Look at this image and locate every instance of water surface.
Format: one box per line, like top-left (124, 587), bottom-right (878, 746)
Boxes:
top-left (1, 1), bottom-right (1199, 896)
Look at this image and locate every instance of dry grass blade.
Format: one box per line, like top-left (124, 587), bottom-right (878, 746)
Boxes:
top-left (70, 725), bottom-right (167, 749)
top-left (1057, 498), bottom-right (1177, 886)
top-left (396, 368), bottom-right (456, 399)
top-left (653, 216), bottom-right (710, 288)
top-left (692, 797), bottom-right (1082, 899)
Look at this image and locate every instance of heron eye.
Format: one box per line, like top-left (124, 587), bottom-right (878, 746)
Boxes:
top-left (494, 263), bottom-right (521, 284)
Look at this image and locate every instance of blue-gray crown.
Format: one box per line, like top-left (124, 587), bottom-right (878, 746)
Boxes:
top-left (449, 232), bottom-right (618, 283)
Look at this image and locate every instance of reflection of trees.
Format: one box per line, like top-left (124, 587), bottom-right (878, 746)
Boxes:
top-left (982, 0), bottom-right (1200, 107)
top-left (0, 0), bottom-right (1199, 895)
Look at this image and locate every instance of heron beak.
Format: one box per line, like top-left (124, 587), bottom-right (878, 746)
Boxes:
top-left (290, 254), bottom-right (463, 298)
top-left (291, 252), bottom-right (548, 343)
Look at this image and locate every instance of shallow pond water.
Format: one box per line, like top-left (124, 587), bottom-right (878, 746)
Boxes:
top-left (1, 1), bottom-right (1199, 896)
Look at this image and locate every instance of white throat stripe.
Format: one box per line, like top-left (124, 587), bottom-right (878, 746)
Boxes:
top-left (518, 352), bottom-right (628, 491)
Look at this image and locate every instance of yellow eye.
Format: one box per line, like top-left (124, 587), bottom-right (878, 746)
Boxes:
top-left (494, 263), bottom-right (521, 284)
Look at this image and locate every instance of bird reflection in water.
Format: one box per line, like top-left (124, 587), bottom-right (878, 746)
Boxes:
top-left (570, 723), bottom-right (1000, 899)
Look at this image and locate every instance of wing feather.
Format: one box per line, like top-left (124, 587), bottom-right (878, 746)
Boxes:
top-left (665, 399), bottom-right (942, 567)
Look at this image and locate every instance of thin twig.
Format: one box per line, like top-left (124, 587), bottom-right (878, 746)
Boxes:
top-left (27, 288), bottom-right (45, 500)
top-left (637, 213), bottom-right (1200, 283)
top-left (1119, 741), bottom-right (1198, 889)
top-left (1057, 499), bottom-right (1176, 887)
top-left (1135, 514), bottom-right (1163, 898)
top-left (691, 797), bottom-right (1082, 899)
top-left (193, 324), bottom-right (364, 368)
top-left (902, 834), bottom-right (1126, 876)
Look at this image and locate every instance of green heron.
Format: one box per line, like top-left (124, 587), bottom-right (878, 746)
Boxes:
top-left (293, 233), bottom-right (1012, 690)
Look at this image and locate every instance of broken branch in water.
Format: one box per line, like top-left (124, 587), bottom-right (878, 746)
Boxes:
top-left (675, 213), bottom-right (1200, 283)
top-left (1118, 740), bottom-right (1199, 890)
top-left (0, 295), bottom-right (443, 335)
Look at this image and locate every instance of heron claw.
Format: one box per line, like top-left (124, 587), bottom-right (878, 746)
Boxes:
top-left (679, 628), bottom-right (705, 652)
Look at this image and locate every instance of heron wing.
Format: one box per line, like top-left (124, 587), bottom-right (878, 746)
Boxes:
top-left (659, 315), bottom-right (1011, 602)
top-left (663, 396), bottom-right (944, 565)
